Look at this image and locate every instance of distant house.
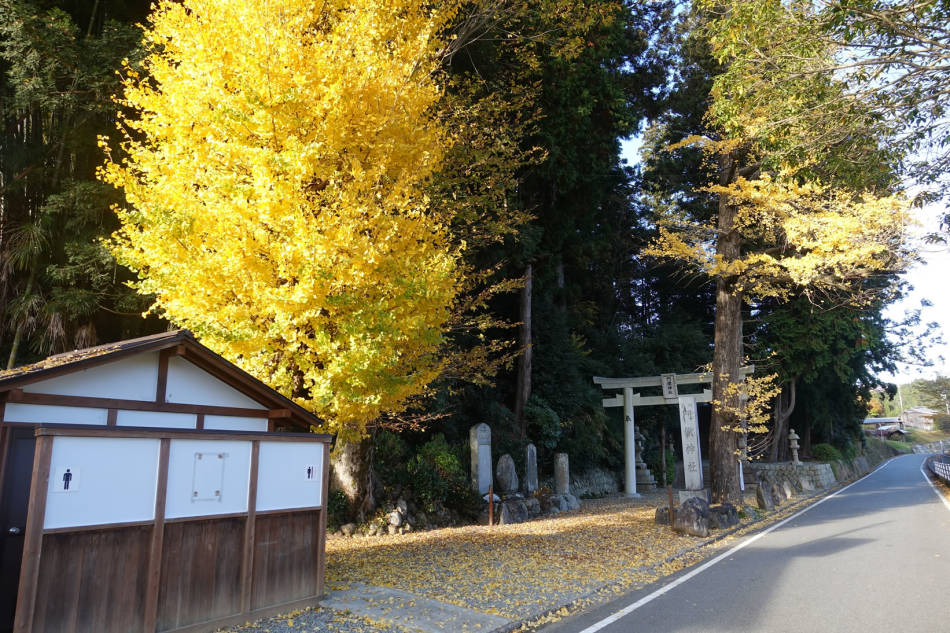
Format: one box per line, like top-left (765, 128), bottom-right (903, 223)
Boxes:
top-left (863, 417), bottom-right (901, 429)
top-left (901, 406), bottom-right (938, 430)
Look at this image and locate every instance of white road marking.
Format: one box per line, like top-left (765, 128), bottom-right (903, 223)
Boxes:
top-left (575, 458), bottom-right (896, 633)
top-left (919, 457), bottom-right (950, 513)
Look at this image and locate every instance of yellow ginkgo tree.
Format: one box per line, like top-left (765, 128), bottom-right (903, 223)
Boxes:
top-left (100, 0), bottom-right (461, 444)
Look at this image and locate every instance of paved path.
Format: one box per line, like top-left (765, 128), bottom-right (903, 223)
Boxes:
top-left (543, 454), bottom-right (950, 633)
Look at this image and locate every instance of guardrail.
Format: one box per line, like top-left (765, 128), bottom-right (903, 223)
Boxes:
top-left (929, 456), bottom-right (950, 486)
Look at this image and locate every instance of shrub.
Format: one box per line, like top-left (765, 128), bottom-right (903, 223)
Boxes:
top-left (327, 490), bottom-right (351, 532)
top-left (645, 445), bottom-right (676, 486)
top-left (811, 443), bottom-right (843, 462)
top-left (408, 434), bottom-right (480, 517)
top-left (373, 430), bottom-right (410, 490)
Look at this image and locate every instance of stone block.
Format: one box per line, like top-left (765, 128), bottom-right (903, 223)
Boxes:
top-left (673, 496), bottom-right (710, 538)
top-left (756, 484), bottom-right (774, 511)
top-left (708, 503), bottom-right (739, 529)
top-left (496, 454), bottom-right (519, 495)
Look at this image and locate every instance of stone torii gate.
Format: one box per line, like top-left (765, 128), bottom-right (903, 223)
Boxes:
top-left (593, 367), bottom-right (753, 500)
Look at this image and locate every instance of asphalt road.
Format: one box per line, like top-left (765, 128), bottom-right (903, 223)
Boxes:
top-left (542, 454), bottom-right (950, 633)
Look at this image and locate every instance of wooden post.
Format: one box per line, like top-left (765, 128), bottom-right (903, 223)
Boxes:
top-left (156, 349), bottom-right (172, 403)
top-left (143, 438), bottom-right (170, 633)
top-left (315, 441), bottom-right (329, 598)
top-left (13, 433), bottom-right (53, 633)
top-left (240, 441), bottom-right (260, 612)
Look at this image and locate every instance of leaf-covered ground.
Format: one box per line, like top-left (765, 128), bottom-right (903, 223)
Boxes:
top-left (227, 488), bottom-right (828, 632)
top-left (326, 492), bottom-right (735, 620)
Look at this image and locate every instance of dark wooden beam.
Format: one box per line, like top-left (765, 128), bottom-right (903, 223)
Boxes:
top-left (267, 409), bottom-right (292, 419)
top-left (156, 349), bottom-right (172, 404)
top-left (106, 409), bottom-right (118, 427)
top-left (240, 441), bottom-right (260, 613)
top-left (143, 438), bottom-right (170, 633)
top-left (195, 413), bottom-right (205, 430)
top-left (13, 433), bottom-right (53, 633)
top-left (6, 391), bottom-right (270, 419)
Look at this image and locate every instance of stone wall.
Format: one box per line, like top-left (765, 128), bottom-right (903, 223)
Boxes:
top-left (745, 461), bottom-right (837, 490)
top-left (541, 467), bottom-right (620, 498)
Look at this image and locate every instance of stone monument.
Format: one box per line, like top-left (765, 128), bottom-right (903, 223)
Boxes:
top-left (470, 423), bottom-right (492, 494)
top-left (678, 395), bottom-right (710, 503)
top-left (788, 428), bottom-right (801, 466)
top-left (495, 454), bottom-right (519, 495)
top-left (523, 443), bottom-right (538, 494)
top-left (554, 452), bottom-right (570, 495)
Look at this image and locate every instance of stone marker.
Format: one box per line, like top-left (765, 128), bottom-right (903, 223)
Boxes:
top-left (782, 480), bottom-right (794, 500)
top-left (634, 427), bottom-right (657, 491)
top-left (678, 396), bottom-right (706, 497)
top-left (756, 484), bottom-right (774, 511)
top-left (708, 503), bottom-right (739, 529)
top-left (524, 443), bottom-right (539, 494)
top-left (470, 423), bottom-right (492, 494)
top-left (554, 452), bottom-right (570, 495)
top-left (496, 454), bottom-right (519, 494)
top-left (673, 497), bottom-right (710, 537)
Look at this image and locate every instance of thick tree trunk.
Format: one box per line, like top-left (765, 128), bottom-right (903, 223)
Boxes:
top-left (769, 379), bottom-right (796, 462)
top-left (514, 263), bottom-right (533, 439)
top-left (330, 437), bottom-right (377, 521)
top-left (710, 153), bottom-right (743, 506)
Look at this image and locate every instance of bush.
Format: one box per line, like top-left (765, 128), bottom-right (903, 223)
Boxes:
top-left (327, 490), bottom-right (351, 532)
top-left (645, 445), bottom-right (676, 486)
top-left (374, 430), bottom-right (410, 490)
top-left (407, 434), bottom-right (480, 517)
top-left (811, 443), bottom-right (843, 462)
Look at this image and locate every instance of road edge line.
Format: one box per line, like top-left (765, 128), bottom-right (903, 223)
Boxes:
top-left (574, 457), bottom-right (896, 633)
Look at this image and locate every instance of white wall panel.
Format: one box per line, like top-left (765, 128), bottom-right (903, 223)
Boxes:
top-left (24, 353), bottom-right (159, 401)
top-left (165, 357), bottom-right (266, 410)
top-left (44, 437), bottom-right (160, 529)
top-left (203, 415), bottom-right (268, 432)
top-left (256, 442), bottom-right (323, 511)
top-left (165, 439), bottom-right (251, 519)
top-left (116, 410), bottom-right (196, 429)
top-left (2, 403), bottom-right (108, 426)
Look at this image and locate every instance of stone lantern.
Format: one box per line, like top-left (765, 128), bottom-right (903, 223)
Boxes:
top-left (788, 428), bottom-right (801, 465)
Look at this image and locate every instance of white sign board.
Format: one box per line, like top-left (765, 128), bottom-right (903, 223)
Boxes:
top-left (44, 437), bottom-right (160, 530)
top-left (661, 374), bottom-right (678, 399)
top-left (256, 442), bottom-right (324, 511)
top-left (165, 439), bottom-right (251, 519)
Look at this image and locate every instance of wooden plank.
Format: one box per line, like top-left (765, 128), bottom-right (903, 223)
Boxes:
top-left (144, 438), bottom-right (171, 633)
top-left (33, 526), bottom-right (151, 633)
top-left (42, 519), bottom-right (156, 535)
top-left (34, 426), bottom-right (332, 444)
top-left (0, 423), bottom-right (11, 509)
top-left (7, 391), bottom-right (270, 418)
top-left (251, 511), bottom-right (320, 610)
top-left (160, 595), bottom-right (320, 633)
top-left (316, 441), bottom-right (329, 597)
top-left (240, 441), bottom-right (260, 613)
top-left (195, 413), bottom-right (205, 430)
top-left (157, 518), bottom-right (243, 631)
top-left (106, 408), bottom-right (118, 427)
top-left (13, 433), bottom-right (52, 633)
top-left (157, 349), bottom-right (172, 404)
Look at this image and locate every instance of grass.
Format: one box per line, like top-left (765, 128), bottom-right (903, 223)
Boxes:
top-left (906, 428), bottom-right (950, 444)
top-left (884, 439), bottom-right (913, 453)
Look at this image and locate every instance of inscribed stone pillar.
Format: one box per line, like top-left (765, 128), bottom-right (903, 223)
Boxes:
top-left (623, 387), bottom-right (639, 497)
top-left (554, 452), bottom-right (570, 495)
top-left (523, 443), bottom-right (538, 494)
top-left (678, 395), bottom-right (703, 491)
top-left (469, 423), bottom-right (492, 494)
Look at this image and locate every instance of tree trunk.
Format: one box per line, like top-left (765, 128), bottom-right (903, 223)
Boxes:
top-left (514, 263), bottom-right (533, 439)
top-left (330, 436), bottom-right (377, 521)
top-left (769, 379), bottom-right (796, 462)
top-left (710, 152), bottom-right (743, 506)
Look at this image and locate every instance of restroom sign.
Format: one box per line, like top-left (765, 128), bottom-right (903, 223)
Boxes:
top-left (305, 465), bottom-right (318, 481)
top-left (52, 466), bottom-right (81, 493)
